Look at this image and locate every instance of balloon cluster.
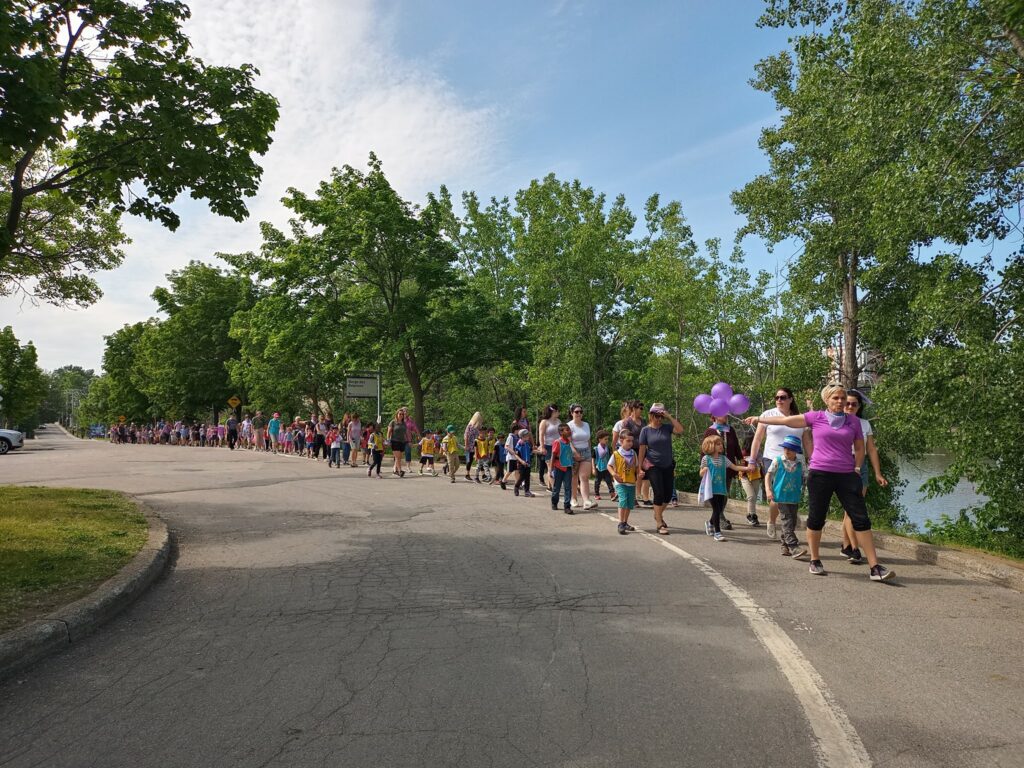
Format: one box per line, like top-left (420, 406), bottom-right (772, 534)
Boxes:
top-left (693, 382), bottom-right (750, 418)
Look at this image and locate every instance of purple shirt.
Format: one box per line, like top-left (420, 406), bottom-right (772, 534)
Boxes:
top-left (804, 411), bottom-right (863, 473)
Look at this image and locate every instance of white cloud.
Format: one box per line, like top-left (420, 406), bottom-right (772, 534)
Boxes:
top-left (2, 0), bottom-right (503, 370)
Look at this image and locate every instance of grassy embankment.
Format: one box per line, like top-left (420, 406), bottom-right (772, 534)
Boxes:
top-left (0, 486), bottom-right (148, 632)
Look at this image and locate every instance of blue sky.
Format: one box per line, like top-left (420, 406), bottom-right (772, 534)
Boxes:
top-left (4, 0), bottom-right (799, 370)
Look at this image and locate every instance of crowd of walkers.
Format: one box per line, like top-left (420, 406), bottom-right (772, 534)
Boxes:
top-left (105, 382), bottom-right (893, 582)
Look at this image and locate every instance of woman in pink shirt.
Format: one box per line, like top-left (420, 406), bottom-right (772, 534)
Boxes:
top-left (746, 383), bottom-right (894, 582)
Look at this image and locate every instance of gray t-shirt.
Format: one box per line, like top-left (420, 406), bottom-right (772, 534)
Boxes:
top-left (639, 423), bottom-right (675, 468)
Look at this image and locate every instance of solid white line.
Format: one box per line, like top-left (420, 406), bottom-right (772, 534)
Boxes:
top-left (600, 513), bottom-right (872, 768)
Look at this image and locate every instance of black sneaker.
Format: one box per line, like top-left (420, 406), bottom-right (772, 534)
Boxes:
top-left (564, 506), bottom-right (574, 515)
top-left (869, 564), bottom-right (894, 581)
top-left (514, 488), bottom-right (519, 497)
top-left (722, 519), bottom-right (733, 531)
top-left (840, 545), bottom-right (854, 560)
top-left (849, 548), bottom-right (864, 564)
top-left (617, 522), bottom-right (628, 535)
top-left (623, 523), bottom-right (636, 532)
top-left (750, 514), bottom-right (760, 526)
top-left (551, 503), bottom-right (559, 511)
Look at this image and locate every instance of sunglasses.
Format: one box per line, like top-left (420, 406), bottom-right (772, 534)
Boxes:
top-left (844, 401), bottom-right (859, 408)
top-left (775, 395), bottom-right (790, 401)
top-left (572, 410), bottom-right (583, 414)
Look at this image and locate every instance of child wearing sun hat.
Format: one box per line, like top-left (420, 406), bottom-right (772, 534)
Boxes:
top-left (765, 435), bottom-right (808, 559)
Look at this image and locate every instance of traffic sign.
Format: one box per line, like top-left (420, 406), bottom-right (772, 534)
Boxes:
top-left (227, 396), bottom-right (241, 408)
top-left (118, 415), bottom-right (126, 423)
top-left (346, 376), bottom-right (377, 398)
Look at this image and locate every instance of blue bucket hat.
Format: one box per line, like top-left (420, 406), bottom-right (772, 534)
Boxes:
top-left (779, 435), bottom-right (803, 454)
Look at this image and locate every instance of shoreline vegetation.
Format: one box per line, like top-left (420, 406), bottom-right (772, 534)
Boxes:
top-left (0, 486), bottom-right (148, 633)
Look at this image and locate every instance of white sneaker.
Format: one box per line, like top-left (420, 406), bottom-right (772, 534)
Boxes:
top-left (571, 499), bottom-right (580, 508)
top-left (767, 522), bottom-right (777, 539)
top-left (583, 499), bottom-right (598, 510)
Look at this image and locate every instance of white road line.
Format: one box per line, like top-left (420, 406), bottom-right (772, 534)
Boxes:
top-left (600, 512), bottom-right (872, 768)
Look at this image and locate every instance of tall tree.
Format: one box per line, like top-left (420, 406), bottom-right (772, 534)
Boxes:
top-left (101, 321), bottom-right (154, 422)
top-left (1, 1), bottom-right (279, 305)
top-left (0, 326), bottom-right (47, 430)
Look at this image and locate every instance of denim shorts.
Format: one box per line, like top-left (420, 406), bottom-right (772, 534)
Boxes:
top-left (575, 445), bottom-right (592, 462)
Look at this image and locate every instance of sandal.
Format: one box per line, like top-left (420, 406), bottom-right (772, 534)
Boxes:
top-left (657, 523), bottom-right (670, 535)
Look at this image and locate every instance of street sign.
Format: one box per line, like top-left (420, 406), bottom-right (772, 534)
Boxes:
top-left (227, 396), bottom-right (241, 408)
top-left (346, 377), bottom-right (377, 398)
top-left (118, 415), bottom-right (126, 423)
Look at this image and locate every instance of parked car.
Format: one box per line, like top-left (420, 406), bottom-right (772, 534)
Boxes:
top-left (0, 428), bottom-right (25, 454)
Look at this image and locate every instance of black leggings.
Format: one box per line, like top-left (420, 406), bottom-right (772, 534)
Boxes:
top-left (369, 449), bottom-right (384, 474)
top-left (709, 494), bottom-right (727, 533)
top-left (646, 464), bottom-right (676, 506)
top-left (807, 470), bottom-right (871, 531)
top-left (594, 468), bottom-right (614, 496)
top-left (537, 453), bottom-right (549, 487)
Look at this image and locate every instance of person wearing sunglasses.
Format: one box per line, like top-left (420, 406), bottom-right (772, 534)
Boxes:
top-left (748, 387), bottom-right (812, 539)
top-left (745, 384), bottom-right (894, 581)
top-left (637, 403), bottom-right (684, 534)
top-left (568, 404), bottom-right (597, 509)
top-left (839, 390), bottom-right (888, 563)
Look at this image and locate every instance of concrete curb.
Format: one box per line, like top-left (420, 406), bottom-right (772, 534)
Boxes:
top-left (676, 491), bottom-right (1024, 594)
top-left (0, 505), bottom-right (171, 682)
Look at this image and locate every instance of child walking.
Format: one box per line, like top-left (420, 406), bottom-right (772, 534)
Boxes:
top-left (366, 424), bottom-right (384, 478)
top-left (474, 430), bottom-right (492, 483)
top-left (419, 429), bottom-right (437, 476)
top-left (328, 425), bottom-right (342, 468)
top-left (608, 431), bottom-right (638, 534)
top-left (513, 429), bottom-right (535, 497)
top-left (700, 435), bottom-right (749, 541)
top-left (442, 425), bottom-right (461, 483)
top-left (593, 429), bottom-right (615, 501)
top-left (765, 436), bottom-right (808, 560)
top-left (550, 424), bottom-right (576, 513)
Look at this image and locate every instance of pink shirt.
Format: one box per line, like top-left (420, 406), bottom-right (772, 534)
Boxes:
top-left (804, 411), bottom-right (863, 473)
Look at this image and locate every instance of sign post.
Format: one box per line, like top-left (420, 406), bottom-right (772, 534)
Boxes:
top-left (345, 371), bottom-right (382, 423)
top-left (227, 395), bottom-right (241, 409)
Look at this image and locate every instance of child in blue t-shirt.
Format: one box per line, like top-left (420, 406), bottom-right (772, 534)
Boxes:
top-left (765, 435), bottom-right (808, 560)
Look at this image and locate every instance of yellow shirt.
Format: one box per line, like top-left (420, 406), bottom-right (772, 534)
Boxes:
top-left (441, 434), bottom-right (459, 454)
top-left (419, 437), bottom-right (434, 457)
top-left (610, 451), bottom-right (638, 485)
top-left (369, 433), bottom-right (384, 451)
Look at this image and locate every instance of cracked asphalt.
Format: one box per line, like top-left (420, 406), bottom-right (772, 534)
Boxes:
top-left (1, 429), bottom-right (1022, 767)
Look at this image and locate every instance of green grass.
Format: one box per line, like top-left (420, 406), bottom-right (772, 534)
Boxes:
top-left (0, 486), bottom-right (148, 632)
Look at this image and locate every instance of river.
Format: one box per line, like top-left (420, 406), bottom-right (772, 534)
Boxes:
top-left (896, 454), bottom-right (986, 530)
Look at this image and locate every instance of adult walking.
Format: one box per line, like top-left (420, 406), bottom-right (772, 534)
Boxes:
top-left (464, 412), bottom-right (484, 482)
top-left (268, 412), bottom-right (282, 454)
top-left (387, 407), bottom-right (410, 477)
top-left (748, 387), bottom-right (812, 539)
top-left (636, 403), bottom-right (683, 534)
top-left (745, 384), bottom-right (894, 581)
top-left (347, 412), bottom-right (362, 466)
top-left (251, 411), bottom-right (266, 452)
top-left (226, 413), bottom-right (238, 450)
top-left (615, 401), bottom-right (650, 505)
top-left (537, 404), bottom-right (561, 491)
top-left (839, 390), bottom-right (888, 563)
top-left (568, 404), bottom-right (596, 509)
top-left (403, 410), bottom-right (421, 466)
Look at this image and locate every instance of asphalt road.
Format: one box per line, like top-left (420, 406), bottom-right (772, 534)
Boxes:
top-left (0, 428), bottom-right (1021, 767)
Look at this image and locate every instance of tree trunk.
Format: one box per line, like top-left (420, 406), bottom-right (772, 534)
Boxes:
top-left (841, 251), bottom-right (860, 388)
top-left (402, 342), bottom-right (426, 431)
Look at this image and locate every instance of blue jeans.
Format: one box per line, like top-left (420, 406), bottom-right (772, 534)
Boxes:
top-left (330, 446), bottom-right (341, 465)
top-left (342, 442), bottom-right (351, 463)
top-left (551, 467), bottom-right (573, 508)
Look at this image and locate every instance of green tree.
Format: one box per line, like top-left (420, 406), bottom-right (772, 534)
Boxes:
top-left (132, 261), bottom-right (255, 420)
top-left (38, 364), bottom-right (96, 425)
top-left (232, 155), bottom-right (519, 429)
top-left (0, 327), bottom-right (48, 431)
top-left (101, 322), bottom-right (154, 422)
top-left (1, 1), bottom-right (279, 305)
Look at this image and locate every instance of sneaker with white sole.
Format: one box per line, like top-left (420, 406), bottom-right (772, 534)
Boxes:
top-left (713, 532), bottom-right (726, 542)
top-left (704, 520), bottom-right (713, 536)
top-left (583, 499), bottom-right (597, 510)
top-left (869, 564), bottom-right (894, 581)
top-left (766, 522), bottom-right (777, 539)
top-left (808, 559), bottom-right (826, 575)
top-left (790, 547), bottom-right (808, 561)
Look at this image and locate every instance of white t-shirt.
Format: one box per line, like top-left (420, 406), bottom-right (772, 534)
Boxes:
top-left (858, 417), bottom-right (873, 438)
top-left (759, 408), bottom-right (808, 463)
top-left (569, 420), bottom-right (591, 450)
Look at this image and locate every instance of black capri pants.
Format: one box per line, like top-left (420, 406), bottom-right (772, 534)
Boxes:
top-left (646, 464), bottom-right (676, 506)
top-left (807, 470), bottom-right (871, 532)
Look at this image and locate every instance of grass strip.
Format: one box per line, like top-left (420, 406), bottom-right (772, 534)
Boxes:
top-left (0, 486), bottom-right (148, 632)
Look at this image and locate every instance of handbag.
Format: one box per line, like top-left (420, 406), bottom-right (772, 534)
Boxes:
top-left (697, 466), bottom-right (714, 505)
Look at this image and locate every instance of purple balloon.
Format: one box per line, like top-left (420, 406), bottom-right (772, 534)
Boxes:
top-left (709, 398), bottom-right (730, 418)
top-left (728, 393), bottom-right (751, 415)
top-left (693, 394), bottom-right (713, 414)
top-left (711, 381), bottom-right (734, 401)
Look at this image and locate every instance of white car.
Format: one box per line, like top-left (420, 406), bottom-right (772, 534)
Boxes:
top-left (0, 428), bottom-right (25, 454)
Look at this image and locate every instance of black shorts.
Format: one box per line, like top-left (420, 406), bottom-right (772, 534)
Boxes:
top-left (646, 464), bottom-right (676, 506)
top-left (807, 470), bottom-right (871, 532)
top-left (390, 440), bottom-right (406, 453)
top-left (420, 455), bottom-right (434, 464)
